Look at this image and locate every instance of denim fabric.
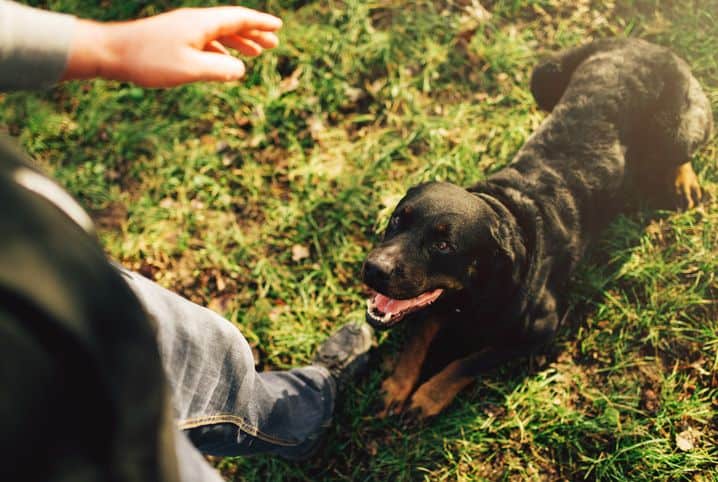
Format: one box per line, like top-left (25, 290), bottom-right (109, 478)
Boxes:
top-left (119, 269), bottom-right (336, 477)
top-left (174, 429), bottom-right (225, 482)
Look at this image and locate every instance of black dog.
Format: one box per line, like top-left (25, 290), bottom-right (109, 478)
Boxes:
top-left (362, 38), bottom-right (713, 420)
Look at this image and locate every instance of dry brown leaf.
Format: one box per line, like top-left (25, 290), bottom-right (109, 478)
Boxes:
top-left (308, 115), bottom-right (326, 141)
top-left (457, 0), bottom-right (492, 44)
top-left (676, 428), bottom-right (698, 451)
top-left (280, 67), bottom-right (303, 94)
top-left (291, 244), bottom-right (310, 262)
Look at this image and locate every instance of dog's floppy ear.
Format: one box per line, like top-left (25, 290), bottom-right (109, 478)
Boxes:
top-left (466, 221), bottom-right (520, 290)
top-left (489, 222), bottom-right (517, 266)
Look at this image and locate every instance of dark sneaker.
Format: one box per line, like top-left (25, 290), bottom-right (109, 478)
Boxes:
top-left (282, 323), bottom-right (375, 461)
top-left (312, 322), bottom-right (375, 389)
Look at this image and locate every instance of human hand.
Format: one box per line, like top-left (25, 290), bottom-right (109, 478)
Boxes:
top-left (62, 7), bottom-right (282, 87)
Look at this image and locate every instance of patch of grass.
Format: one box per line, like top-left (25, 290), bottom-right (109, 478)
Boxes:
top-left (2, 0), bottom-right (718, 480)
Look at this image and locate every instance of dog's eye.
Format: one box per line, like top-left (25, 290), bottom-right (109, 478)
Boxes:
top-left (434, 241), bottom-right (453, 254)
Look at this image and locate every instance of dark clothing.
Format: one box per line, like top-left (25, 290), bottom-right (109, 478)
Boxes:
top-left (0, 3), bottom-right (337, 479)
top-left (0, 137), bottom-right (180, 482)
top-left (0, 0), bottom-right (75, 90)
top-left (0, 134), bottom-right (336, 481)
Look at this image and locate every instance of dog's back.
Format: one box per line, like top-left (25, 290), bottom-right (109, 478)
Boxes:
top-left (529, 38), bottom-right (712, 203)
top-left (475, 38), bottom-right (712, 298)
top-left (364, 39), bottom-right (713, 420)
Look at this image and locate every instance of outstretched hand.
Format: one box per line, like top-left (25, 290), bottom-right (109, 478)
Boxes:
top-left (62, 7), bottom-right (282, 87)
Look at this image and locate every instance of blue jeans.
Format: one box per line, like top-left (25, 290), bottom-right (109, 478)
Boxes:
top-left (119, 269), bottom-right (336, 481)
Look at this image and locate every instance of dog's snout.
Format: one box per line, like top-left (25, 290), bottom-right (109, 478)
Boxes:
top-left (363, 256), bottom-right (393, 284)
top-left (363, 240), bottom-right (409, 290)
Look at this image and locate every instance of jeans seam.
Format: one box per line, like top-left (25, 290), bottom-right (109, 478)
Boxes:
top-left (177, 414), bottom-right (299, 447)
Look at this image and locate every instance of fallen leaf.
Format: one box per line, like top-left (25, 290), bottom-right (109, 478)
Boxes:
top-left (676, 429), bottom-right (697, 451)
top-left (640, 386), bottom-right (660, 413)
top-left (456, 0), bottom-right (492, 44)
top-left (215, 141), bottom-right (229, 153)
top-left (215, 273), bottom-right (226, 291)
top-left (280, 67), bottom-right (303, 94)
top-left (291, 244), bottom-right (310, 262)
top-left (345, 86), bottom-right (364, 103)
top-left (308, 115), bottom-right (326, 141)
top-left (222, 153), bottom-right (235, 166)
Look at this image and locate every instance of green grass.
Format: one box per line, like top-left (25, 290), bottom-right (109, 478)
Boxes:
top-left (2, 0), bottom-right (718, 480)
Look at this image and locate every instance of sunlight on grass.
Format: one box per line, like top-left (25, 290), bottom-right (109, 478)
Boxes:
top-left (1, 0), bottom-right (717, 480)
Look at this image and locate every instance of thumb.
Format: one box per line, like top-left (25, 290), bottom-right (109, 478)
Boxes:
top-left (185, 50), bottom-right (246, 82)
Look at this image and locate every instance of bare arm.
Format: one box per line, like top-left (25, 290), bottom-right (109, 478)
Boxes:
top-left (62, 7), bottom-right (282, 87)
top-left (0, 1), bottom-right (282, 91)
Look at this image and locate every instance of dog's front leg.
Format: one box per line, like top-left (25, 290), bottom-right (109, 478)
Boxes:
top-left (404, 347), bottom-right (522, 421)
top-left (379, 315), bottom-right (442, 418)
top-left (673, 162), bottom-right (703, 210)
top-left (404, 307), bottom-right (560, 420)
top-left (402, 350), bottom-right (485, 420)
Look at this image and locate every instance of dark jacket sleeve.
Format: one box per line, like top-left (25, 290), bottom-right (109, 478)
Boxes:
top-left (0, 0), bottom-right (76, 91)
top-left (0, 135), bottom-right (182, 482)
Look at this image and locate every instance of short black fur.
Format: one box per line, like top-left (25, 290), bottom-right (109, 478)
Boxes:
top-left (362, 38), bottom-right (713, 419)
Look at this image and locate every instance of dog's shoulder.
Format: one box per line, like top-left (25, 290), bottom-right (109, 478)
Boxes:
top-left (469, 178), bottom-right (551, 297)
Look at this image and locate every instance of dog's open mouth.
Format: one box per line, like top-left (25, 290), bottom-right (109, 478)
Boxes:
top-left (365, 288), bottom-right (444, 328)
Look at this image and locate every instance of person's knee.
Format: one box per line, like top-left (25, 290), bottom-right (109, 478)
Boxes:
top-left (207, 316), bottom-right (257, 378)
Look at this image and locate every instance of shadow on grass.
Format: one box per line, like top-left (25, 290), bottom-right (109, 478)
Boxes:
top-left (221, 198), bottom-right (707, 481)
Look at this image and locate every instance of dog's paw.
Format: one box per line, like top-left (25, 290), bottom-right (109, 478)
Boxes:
top-left (398, 405), bottom-right (428, 428)
top-left (403, 387), bottom-right (445, 422)
top-left (378, 377), bottom-right (414, 418)
top-left (674, 163), bottom-right (703, 210)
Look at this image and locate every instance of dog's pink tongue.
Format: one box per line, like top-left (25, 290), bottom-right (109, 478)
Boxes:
top-left (374, 294), bottom-right (415, 314)
top-left (374, 289), bottom-right (443, 314)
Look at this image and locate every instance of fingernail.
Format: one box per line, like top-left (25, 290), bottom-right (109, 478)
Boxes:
top-left (268, 15), bottom-right (283, 28)
top-left (233, 61), bottom-right (246, 79)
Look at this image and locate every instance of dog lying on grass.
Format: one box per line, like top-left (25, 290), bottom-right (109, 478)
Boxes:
top-left (362, 38), bottom-right (713, 420)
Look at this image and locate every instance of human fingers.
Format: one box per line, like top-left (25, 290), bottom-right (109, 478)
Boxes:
top-left (218, 35), bottom-right (264, 56)
top-left (184, 49), bottom-right (246, 83)
top-left (192, 7), bottom-right (282, 43)
top-left (233, 29), bottom-right (280, 49)
top-left (205, 40), bottom-right (231, 55)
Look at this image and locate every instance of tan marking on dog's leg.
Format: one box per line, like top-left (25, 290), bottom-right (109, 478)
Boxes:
top-left (405, 357), bottom-right (475, 420)
top-left (674, 162), bottom-right (702, 210)
top-left (379, 317), bottom-right (441, 418)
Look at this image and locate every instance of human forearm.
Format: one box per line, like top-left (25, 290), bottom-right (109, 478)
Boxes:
top-left (62, 7), bottom-right (281, 88)
top-left (1, 3), bottom-right (281, 91)
top-left (59, 19), bottom-right (116, 82)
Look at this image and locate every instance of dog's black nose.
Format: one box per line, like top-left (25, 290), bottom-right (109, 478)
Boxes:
top-left (362, 256), bottom-right (393, 285)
